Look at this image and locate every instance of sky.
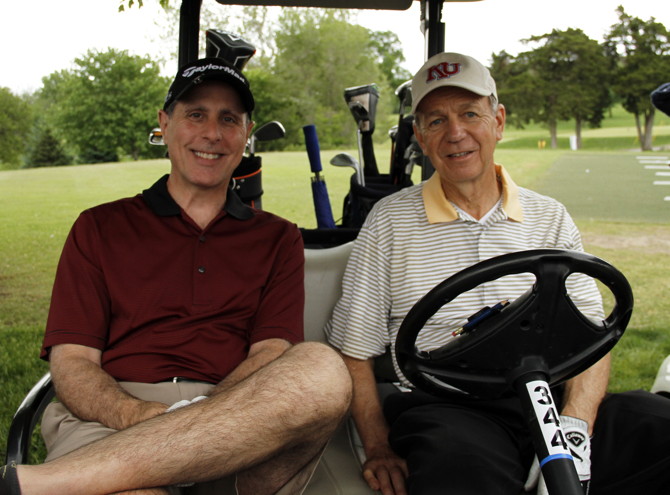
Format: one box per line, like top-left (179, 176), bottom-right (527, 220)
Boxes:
top-left (1, 0), bottom-right (666, 95)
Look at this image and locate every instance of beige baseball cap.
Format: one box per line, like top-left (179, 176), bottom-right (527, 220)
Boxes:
top-left (411, 52), bottom-right (497, 114)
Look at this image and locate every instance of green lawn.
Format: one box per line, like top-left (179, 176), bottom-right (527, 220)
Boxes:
top-left (499, 103), bottom-right (670, 151)
top-left (535, 152), bottom-right (670, 223)
top-left (1, 139), bottom-right (669, 462)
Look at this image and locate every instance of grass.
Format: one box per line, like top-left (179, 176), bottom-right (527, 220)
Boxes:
top-left (1, 118), bottom-right (669, 462)
top-left (535, 152), bottom-right (670, 223)
top-left (499, 133), bottom-right (670, 151)
top-left (573, 220), bottom-right (670, 392)
top-left (500, 103), bottom-right (670, 151)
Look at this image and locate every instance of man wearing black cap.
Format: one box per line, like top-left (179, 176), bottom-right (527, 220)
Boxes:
top-left (0, 59), bottom-right (352, 495)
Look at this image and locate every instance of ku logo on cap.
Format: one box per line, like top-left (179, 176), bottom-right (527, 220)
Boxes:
top-left (426, 62), bottom-right (461, 82)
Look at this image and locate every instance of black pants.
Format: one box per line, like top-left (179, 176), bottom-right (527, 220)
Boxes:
top-left (385, 389), bottom-right (670, 495)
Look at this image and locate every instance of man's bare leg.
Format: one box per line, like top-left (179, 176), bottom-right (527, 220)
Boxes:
top-left (235, 436), bottom-right (327, 495)
top-left (12, 342), bottom-right (352, 495)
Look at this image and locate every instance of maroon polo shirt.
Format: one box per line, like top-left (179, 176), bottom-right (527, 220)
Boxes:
top-left (41, 175), bottom-right (304, 384)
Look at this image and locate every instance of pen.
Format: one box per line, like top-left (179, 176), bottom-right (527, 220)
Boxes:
top-left (452, 299), bottom-right (509, 337)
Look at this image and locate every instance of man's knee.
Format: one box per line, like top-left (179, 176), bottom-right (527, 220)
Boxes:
top-left (596, 389), bottom-right (670, 436)
top-left (42, 401), bottom-right (118, 461)
top-left (389, 401), bottom-right (530, 493)
top-left (284, 342), bottom-right (353, 416)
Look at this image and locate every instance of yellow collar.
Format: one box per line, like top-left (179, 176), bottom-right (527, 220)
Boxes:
top-left (422, 165), bottom-right (524, 224)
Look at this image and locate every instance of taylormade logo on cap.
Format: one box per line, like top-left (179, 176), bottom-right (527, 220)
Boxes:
top-left (182, 62), bottom-right (247, 86)
top-left (163, 57), bottom-right (255, 113)
top-left (411, 52), bottom-right (497, 114)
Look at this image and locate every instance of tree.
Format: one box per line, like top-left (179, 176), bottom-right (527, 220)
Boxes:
top-left (525, 28), bottom-right (611, 149)
top-left (123, 2), bottom-right (407, 150)
top-left (118, 0), bottom-right (168, 11)
top-left (604, 7), bottom-right (670, 151)
top-left (0, 88), bottom-right (33, 168)
top-left (493, 29), bottom-right (612, 149)
top-left (368, 30), bottom-right (412, 91)
top-left (269, 9), bottom-right (387, 148)
top-left (490, 50), bottom-right (541, 130)
top-left (150, 3), bottom-right (272, 70)
top-left (26, 126), bottom-right (71, 168)
top-left (40, 49), bottom-right (169, 163)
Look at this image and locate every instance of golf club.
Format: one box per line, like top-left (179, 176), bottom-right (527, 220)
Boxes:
top-left (303, 124), bottom-right (336, 229)
top-left (205, 30), bottom-right (256, 69)
top-left (148, 128), bottom-right (163, 146)
top-left (344, 84), bottom-right (380, 177)
top-left (248, 121), bottom-right (285, 155)
top-left (330, 152), bottom-right (365, 187)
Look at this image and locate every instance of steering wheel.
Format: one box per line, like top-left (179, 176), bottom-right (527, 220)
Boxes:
top-left (395, 249), bottom-right (633, 399)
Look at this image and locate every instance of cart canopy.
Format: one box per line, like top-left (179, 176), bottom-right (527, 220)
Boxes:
top-left (214, 0), bottom-right (480, 9)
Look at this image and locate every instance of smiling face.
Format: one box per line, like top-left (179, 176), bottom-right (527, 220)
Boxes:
top-left (413, 86), bottom-right (505, 190)
top-left (158, 80), bottom-right (254, 197)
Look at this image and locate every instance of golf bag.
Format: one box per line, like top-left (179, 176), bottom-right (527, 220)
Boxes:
top-left (337, 78), bottom-right (442, 228)
top-left (341, 174), bottom-right (407, 228)
top-left (390, 115), bottom-right (418, 187)
top-left (231, 155), bottom-right (263, 209)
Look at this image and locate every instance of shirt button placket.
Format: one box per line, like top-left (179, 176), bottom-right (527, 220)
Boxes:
top-left (477, 227), bottom-right (488, 303)
top-left (194, 233), bottom-right (210, 305)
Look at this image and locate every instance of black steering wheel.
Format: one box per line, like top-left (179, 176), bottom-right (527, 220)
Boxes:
top-left (395, 249), bottom-right (633, 398)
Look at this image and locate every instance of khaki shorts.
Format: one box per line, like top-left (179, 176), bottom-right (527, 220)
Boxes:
top-left (41, 381), bottom-right (319, 495)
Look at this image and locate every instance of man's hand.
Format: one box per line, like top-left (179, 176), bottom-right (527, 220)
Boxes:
top-left (362, 444), bottom-right (408, 495)
top-left (523, 415), bottom-right (591, 494)
top-left (50, 343), bottom-right (170, 430)
top-left (562, 416), bottom-right (591, 484)
top-left (338, 355), bottom-right (408, 494)
top-left (117, 398), bottom-right (171, 429)
top-left (166, 395), bottom-right (207, 413)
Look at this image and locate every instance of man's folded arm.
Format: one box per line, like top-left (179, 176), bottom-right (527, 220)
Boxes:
top-left (49, 343), bottom-right (169, 430)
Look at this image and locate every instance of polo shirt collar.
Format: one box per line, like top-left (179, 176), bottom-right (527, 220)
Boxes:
top-left (142, 174), bottom-right (255, 221)
top-left (422, 165), bottom-right (524, 224)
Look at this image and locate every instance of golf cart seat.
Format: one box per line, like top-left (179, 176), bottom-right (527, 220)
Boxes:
top-left (5, 241), bottom-right (376, 493)
top-left (302, 242), bottom-right (377, 494)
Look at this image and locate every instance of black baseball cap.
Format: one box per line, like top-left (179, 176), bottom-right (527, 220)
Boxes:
top-left (163, 57), bottom-right (255, 114)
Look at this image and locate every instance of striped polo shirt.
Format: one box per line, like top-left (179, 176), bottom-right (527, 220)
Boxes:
top-left (325, 165), bottom-right (604, 387)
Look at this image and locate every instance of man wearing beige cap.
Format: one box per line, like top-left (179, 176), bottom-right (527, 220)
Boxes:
top-left (326, 52), bottom-right (670, 494)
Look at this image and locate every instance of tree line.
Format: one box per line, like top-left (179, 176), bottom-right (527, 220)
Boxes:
top-left (490, 6), bottom-right (669, 151)
top-left (0, 7), bottom-right (409, 169)
top-left (0, 5), bottom-right (667, 169)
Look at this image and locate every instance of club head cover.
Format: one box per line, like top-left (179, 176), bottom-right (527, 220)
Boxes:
top-left (651, 82), bottom-right (670, 117)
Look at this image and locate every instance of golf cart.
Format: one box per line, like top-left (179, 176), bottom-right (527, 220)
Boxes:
top-left (5, 1), bottom-right (635, 494)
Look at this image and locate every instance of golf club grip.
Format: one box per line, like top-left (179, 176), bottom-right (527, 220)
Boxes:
top-left (303, 125), bottom-right (323, 174)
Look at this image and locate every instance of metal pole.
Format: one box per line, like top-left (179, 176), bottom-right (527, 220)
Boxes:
top-left (178, 0), bottom-right (203, 68)
top-left (418, 0), bottom-right (443, 180)
top-left (514, 372), bottom-right (584, 495)
top-left (421, 0), bottom-right (445, 59)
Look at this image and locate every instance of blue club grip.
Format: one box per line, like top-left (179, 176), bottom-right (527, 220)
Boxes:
top-left (303, 124), bottom-right (323, 174)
